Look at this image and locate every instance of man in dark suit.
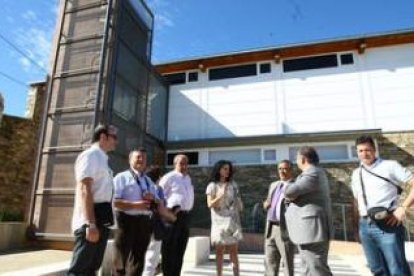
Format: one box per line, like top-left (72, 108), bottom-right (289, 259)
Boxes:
top-left (263, 160), bottom-right (295, 276)
top-left (284, 146), bottom-right (333, 276)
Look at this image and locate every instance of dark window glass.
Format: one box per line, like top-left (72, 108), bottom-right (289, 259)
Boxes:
top-left (163, 73), bottom-right (186, 85)
top-left (340, 53), bottom-right (354, 65)
top-left (167, 152), bottom-right (199, 165)
top-left (209, 64), bottom-right (257, 81)
top-left (188, 72), bottom-right (198, 82)
top-left (260, 63), bottom-right (271, 73)
top-left (283, 54), bottom-right (338, 72)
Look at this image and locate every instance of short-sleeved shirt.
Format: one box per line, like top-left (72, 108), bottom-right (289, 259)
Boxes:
top-left (113, 169), bottom-right (159, 216)
top-left (72, 143), bottom-right (113, 231)
top-left (351, 158), bottom-right (412, 216)
top-left (159, 170), bottom-right (194, 211)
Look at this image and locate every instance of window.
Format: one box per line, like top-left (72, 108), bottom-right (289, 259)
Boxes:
top-left (263, 149), bottom-right (277, 162)
top-left (188, 72), bottom-right (198, 82)
top-left (350, 146), bottom-right (358, 158)
top-left (260, 63), bottom-right (271, 74)
top-left (209, 149), bottom-right (261, 165)
top-left (289, 145), bottom-right (349, 162)
top-left (209, 64), bottom-right (257, 81)
top-left (283, 54), bottom-right (338, 72)
top-left (167, 152), bottom-right (199, 165)
top-left (163, 73), bottom-right (186, 85)
top-left (340, 53), bottom-right (354, 65)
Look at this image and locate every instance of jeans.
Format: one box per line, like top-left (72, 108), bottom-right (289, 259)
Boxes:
top-left (359, 218), bottom-right (410, 276)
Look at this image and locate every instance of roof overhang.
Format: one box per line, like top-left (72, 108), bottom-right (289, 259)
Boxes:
top-left (155, 29), bottom-right (414, 74)
top-left (166, 129), bottom-right (382, 150)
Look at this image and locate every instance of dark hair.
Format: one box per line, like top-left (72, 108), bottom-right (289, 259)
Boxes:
top-left (355, 135), bottom-right (376, 150)
top-left (128, 147), bottom-right (147, 160)
top-left (278, 159), bottom-right (292, 168)
top-left (146, 165), bottom-right (162, 183)
top-left (298, 146), bottom-right (319, 165)
top-left (92, 124), bottom-right (117, 142)
top-left (209, 160), bottom-right (233, 183)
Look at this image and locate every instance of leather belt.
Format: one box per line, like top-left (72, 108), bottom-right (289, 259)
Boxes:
top-left (270, 221), bottom-right (281, 226)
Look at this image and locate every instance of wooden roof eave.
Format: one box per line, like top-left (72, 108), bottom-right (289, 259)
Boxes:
top-left (155, 31), bottom-right (414, 74)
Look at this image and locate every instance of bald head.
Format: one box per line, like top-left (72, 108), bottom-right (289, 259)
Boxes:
top-left (174, 154), bottom-right (189, 175)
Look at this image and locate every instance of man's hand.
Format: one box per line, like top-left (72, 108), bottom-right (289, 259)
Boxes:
top-left (386, 207), bottom-right (406, 226)
top-left (136, 200), bottom-right (151, 210)
top-left (263, 200), bottom-right (270, 210)
top-left (86, 227), bottom-right (100, 243)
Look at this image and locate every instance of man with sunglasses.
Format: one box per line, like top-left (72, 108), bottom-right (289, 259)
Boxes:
top-left (68, 124), bottom-right (118, 275)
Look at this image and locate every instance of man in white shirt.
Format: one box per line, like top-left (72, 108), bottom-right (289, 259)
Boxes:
top-left (68, 124), bottom-right (117, 275)
top-left (160, 154), bottom-right (194, 276)
top-left (352, 135), bottom-right (414, 276)
top-left (112, 148), bottom-right (159, 275)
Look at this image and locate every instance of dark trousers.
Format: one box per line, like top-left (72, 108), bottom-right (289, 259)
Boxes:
top-left (162, 211), bottom-right (190, 276)
top-left (67, 225), bottom-right (110, 276)
top-left (113, 212), bottom-right (153, 276)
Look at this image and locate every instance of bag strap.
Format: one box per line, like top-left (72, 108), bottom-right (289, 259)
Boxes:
top-left (361, 165), bottom-right (402, 195)
top-left (359, 166), bottom-right (370, 210)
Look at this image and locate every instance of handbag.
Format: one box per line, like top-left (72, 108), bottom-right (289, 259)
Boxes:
top-left (367, 206), bottom-right (390, 220)
top-left (94, 202), bottom-right (114, 227)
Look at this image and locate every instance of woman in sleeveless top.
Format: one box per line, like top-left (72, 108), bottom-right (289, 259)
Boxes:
top-left (206, 160), bottom-right (243, 276)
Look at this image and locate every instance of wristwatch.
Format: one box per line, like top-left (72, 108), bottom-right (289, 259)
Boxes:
top-left (86, 222), bottom-right (97, 229)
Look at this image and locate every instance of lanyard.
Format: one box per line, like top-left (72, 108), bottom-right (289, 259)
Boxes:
top-left (129, 169), bottom-right (149, 194)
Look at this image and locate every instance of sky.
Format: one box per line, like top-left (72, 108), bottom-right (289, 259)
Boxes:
top-left (1, 0), bottom-right (414, 117)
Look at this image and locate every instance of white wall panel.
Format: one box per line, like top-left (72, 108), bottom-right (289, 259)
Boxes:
top-left (167, 44), bottom-right (414, 141)
top-left (282, 69), bottom-right (365, 133)
top-left (365, 44), bottom-right (414, 131)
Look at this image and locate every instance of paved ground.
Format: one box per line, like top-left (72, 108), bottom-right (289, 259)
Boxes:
top-left (0, 241), bottom-right (412, 275)
top-left (182, 253), bottom-right (370, 275)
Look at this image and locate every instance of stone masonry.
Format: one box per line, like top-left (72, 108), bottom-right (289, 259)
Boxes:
top-left (0, 83), bottom-right (46, 220)
top-left (188, 131), bottom-right (414, 244)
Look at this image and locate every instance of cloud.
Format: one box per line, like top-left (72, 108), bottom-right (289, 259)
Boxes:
top-left (13, 1), bottom-right (59, 74)
top-left (145, 0), bottom-right (175, 30)
top-left (6, 16), bottom-right (14, 23)
top-left (15, 27), bottom-right (52, 73)
top-left (22, 10), bottom-right (38, 21)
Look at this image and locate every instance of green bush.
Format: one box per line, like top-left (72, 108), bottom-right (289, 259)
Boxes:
top-left (0, 209), bottom-right (24, 222)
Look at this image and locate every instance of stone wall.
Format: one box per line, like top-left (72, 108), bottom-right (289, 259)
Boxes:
top-left (188, 131), bottom-right (414, 242)
top-left (0, 84), bottom-right (46, 220)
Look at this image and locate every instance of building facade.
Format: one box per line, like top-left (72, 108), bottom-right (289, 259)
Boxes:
top-left (155, 30), bottom-right (414, 242)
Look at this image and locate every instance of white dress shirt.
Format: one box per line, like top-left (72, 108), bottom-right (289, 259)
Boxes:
top-left (159, 170), bottom-right (194, 211)
top-left (72, 143), bottom-right (113, 231)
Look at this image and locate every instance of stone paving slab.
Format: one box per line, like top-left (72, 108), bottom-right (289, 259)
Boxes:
top-left (0, 242), bottom-right (412, 275)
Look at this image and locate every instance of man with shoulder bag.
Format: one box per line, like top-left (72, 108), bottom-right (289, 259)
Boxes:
top-left (352, 135), bottom-right (414, 276)
top-left (67, 124), bottom-right (118, 275)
